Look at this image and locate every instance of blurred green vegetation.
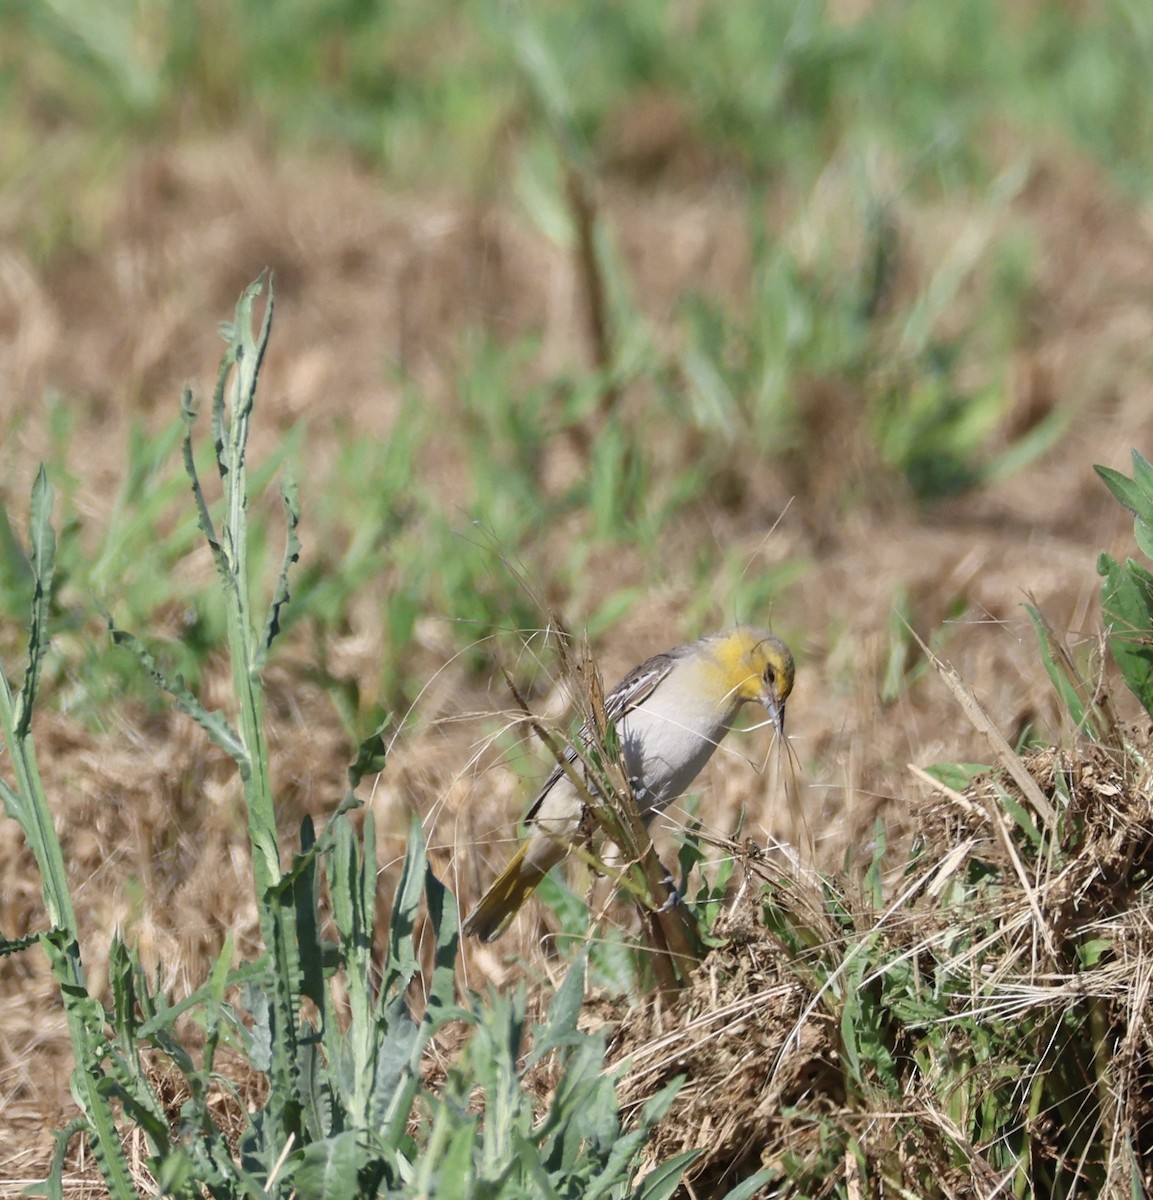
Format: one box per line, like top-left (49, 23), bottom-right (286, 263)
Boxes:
top-left (9, 2), bottom-right (1153, 189)
top-left (1, 0), bottom-right (1144, 724)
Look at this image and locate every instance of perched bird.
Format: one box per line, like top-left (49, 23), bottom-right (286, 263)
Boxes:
top-left (463, 627), bottom-right (795, 942)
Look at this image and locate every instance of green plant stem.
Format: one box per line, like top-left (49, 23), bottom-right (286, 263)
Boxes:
top-left (0, 477), bottom-right (137, 1197)
top-left (218, 281), bottom-right (281, 896)
top-left (0, 685), bottom-right (74, 933)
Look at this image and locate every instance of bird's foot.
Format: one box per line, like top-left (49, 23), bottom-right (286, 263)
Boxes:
top-left (654, 863), bottom-right (681, 913)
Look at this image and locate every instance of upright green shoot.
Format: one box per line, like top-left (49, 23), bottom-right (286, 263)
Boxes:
top-left (0, 470), bottom-right (139, 1196)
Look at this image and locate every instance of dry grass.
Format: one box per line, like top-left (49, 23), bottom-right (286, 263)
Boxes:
top-left (606, 729), bottom-right (1153, 1194)
top-left (3, 119), bottom-right (1153, 1190)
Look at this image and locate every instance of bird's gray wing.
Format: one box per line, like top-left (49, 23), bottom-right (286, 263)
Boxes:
top-left (523, 651), bottom-right (677, 823)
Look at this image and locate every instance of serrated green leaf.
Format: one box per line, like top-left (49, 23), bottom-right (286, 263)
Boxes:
top-left (25, 1115), bottom-right (88, 1200)
top-left (0, 930), bottom-right (40, 956)
top-left (299, 1038), bottom-right (339, 1144)
top-left (137, 956), bottom-right (264, 1042)
top-left (107, 624), bottom-right (248, 766)
top-left (99, 1075), bottom-right (170, 1148)
top-left (180, 387), bottom-right (225, 564)
top-left (328, 811), bottom-right (363, 952)
top-left (258, 476), bottom-right (301, 664)
top-left (586, 1125), bottom-right (650, 1200)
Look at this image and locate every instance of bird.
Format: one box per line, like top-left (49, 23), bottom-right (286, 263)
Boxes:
top-left (463, 627), bottom-right (795, 942)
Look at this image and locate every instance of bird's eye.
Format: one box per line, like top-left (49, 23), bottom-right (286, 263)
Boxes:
top-left (763, 664), bottom-right (776, 685)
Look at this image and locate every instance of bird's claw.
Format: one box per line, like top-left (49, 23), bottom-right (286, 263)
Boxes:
top-left (655, 865), bottom-right (681, 913)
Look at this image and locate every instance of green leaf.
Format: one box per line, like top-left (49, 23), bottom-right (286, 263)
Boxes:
top-left (863, 818), bottom-right (887, 911)
top-left (328, 810), bottom-right (369, 961)
top-left (241, 981), bottom-right (273, 1074)
top-left (0, 776), bottom-right (23, 824)
top-left (27, 467), bottom-right (56, 591)
top-left (509, 19), bottom-right (579, 156)
top-left (994, 782), bottom-right (1041, 850)
top-left (920, 762), bottom-right (990, 790)
top-left (348, 715), bottom-right (391, 791)
top-left (529, 953), bottom-right (587, 1064)
top-left (0, 498), bottom-right (32, 608)
top-left (289, 815), bottom-right (327, 1010)
top-left (386, 816), bottom-right (428, 991)
top-left (1098, 552), bottom-right (1153, 716)
top-left (716, 1168), bottom-right (781, 1200)
top-left (107, 623), bottom-right (248, 766)
top-left (981, 407), bottom-right (1069, 485)
top-left (632, 1149), bottom-right (701, 1200)
top-left (1025, 603), bottom-right (1089, 730)
top-left (1098, 456), bottom-right (1153, 565)
top-left (422, 847), bottom-right (462, 1019)
top-left (16, 466), bottom-right (57, 738)
top-left (25, 1115), bottom-right (87, 1200)
top-left (0, 930), bottom-right (39, 956)
top-left (258, 476), bottom-right (302, 665)
top-left (1095, 463), bottom-right (1153, 526)
top-left (511, 1127), bottom-right (564, 1199)
top-left (299, 1035), bottom-right (338, 1142)
top-left (1130, 448), bottom-right (1153, 499)
top-left (180, 389), bottom-right (226, 575)
top-left (1077, 938), bottom-right (1113, 968)
top-left (586, 586), bottom-right (643, 636)
top-left (432, 1121), bottom-right (478, 1200)
top-left (137, 955), bottom-right (264, 1042)
top-left (368, 1002), bottom-right (422, 1126)
top-left (153, 1148), bottom-right (195, 1196)
top-left (1136, 517), bottom-right (1153, 562)
top-left (292, 1131), bottom-right (365, 1200)
top-left (635, 1074), bottom-right (684, 1129)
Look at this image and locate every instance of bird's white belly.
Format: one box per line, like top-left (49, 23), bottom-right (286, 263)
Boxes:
top-left (618, 689), bottom-right (729, 816)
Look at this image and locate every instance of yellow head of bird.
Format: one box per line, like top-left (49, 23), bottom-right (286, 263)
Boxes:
top-left (724, 628), bottom-right (795, 734)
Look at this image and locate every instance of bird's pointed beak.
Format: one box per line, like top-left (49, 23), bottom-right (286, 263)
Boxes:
top-left (760, 688), bottom-right (786, 737)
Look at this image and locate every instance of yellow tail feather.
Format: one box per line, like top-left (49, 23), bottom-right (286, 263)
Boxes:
top-left (462, 843), bottom-right (549, 942)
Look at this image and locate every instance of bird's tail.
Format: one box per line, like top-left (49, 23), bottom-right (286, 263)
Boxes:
top-left (462, 842), bottom-right (549, 942)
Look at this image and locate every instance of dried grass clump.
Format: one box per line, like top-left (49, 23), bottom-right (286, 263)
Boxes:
top-left (612, 933), bottom-right (839, 1194)
top-left (606, 722), bottom-right (1153, 1197)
